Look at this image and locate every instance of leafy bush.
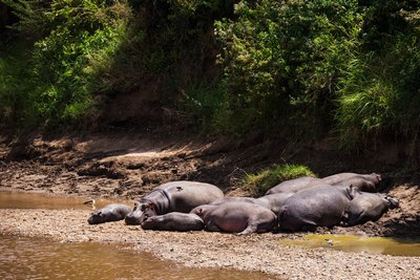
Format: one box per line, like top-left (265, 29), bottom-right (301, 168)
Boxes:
top-left (1, 0), bottom-right (131, 127)
top-left (336, 4), bottom-right (420, 148)
top-left (242, 164), bottom-right (316, 196)
top-left (0, 41), bottom-right (36, 127)
top-left (213, 0), bottom-right (364, 135)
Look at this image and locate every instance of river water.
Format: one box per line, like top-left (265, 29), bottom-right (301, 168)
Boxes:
top-left (280, 234), bottom-right (420, 256)
top-left (0, 234), bottom-right (274, 280)
top-left (0, 191), bottom-right (274, 280)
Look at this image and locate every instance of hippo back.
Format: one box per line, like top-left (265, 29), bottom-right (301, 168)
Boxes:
top-left (321, 173), bottom-right (381, 192)
top-left (279, 185), bottom-right (353, 231)
top-left (158, 181), bottom-right (224, 213)
top-left (256, 192), bottom-right (294, 215)
top-left (265, 176), bottom-right (324, 195)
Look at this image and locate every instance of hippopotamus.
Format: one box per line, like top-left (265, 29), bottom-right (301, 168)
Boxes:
top-left (255, 192), bottom-right (295, 215)
top-left (191, 201), bottom-right (277, 235)
top-left (125, 181), bottom-right (224, 225)
top-left (345, 191), bottom-right (399, 226)
top-left (265, 176), bottom-right (324, 195)
top-left (88, 203), bottom-right (131, 224)
top-left (278, 185), bottom-right (356, 231)
top-left (321, 172), bottom-right (382, 192)
top-left (140, 212), bottom-right (204, 231)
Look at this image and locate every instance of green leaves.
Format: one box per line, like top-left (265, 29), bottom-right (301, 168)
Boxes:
top-left (213, 0), bottom-right (363, 135)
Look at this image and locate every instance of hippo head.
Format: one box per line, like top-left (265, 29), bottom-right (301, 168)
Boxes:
top-left (87, 210), bottom-right (107, 225)
top-left (125, 201), bottom-right (157, 225)
top-left (385, 195), bottom-right (399, 209)
top-left (372, 173), bottom-right (382, 184)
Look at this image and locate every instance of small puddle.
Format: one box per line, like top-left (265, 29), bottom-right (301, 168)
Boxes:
top-left (0, 191), bottom-right (131, 210)
top-left (0, 234), bottom-right (274, 280)
top-left (280, 234), bottom-right (420, 256)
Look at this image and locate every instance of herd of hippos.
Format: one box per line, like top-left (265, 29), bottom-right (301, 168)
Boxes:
top-left (87, 172), bottom-right (399, 235)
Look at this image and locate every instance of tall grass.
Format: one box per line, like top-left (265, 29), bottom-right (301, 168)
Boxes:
top-left (242, 164), bottom-right (316, 196)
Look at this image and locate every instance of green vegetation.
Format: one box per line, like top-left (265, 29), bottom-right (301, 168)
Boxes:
top-left (1, 0), bottom-right (419, 151)
top-left (242, 164), bottom-right (316, 196)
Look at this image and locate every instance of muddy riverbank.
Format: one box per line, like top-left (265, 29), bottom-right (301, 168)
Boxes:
top-left (1, 207), bottom-right (419, 280)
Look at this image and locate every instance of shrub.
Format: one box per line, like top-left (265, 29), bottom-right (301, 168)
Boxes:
top-left (2, 0), bottom-right (131, 127)
top-left (242, 164), bottom-right (316, 196)
top-left (336, 4), bottom-right (420, 148)
top-left (213, 0), bottom-right (364, 136)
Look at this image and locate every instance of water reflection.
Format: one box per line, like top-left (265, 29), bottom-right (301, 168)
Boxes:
top-left (0, 235), bottom-right (274, 280)
top-left (281, 234), bottom-right (420, 256)
top-left (0, 191), bottom-right (130, 210)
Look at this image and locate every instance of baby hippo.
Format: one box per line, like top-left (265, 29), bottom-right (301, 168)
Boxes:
top-left (88, 203), bottom-right (131, 224)
top-left (140, 212), bottom-right (204, 231)
top-left (345, 191), bottom-right (399, 226)
top-left (192, 201), bottom-right (277, 235)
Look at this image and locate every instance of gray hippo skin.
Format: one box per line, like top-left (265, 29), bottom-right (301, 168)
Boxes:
top-left (265, 176), bottom-right (324, 195)
top-left (125, 181), bottom-right (224, 225)
top-left (210, 196), bottom-right (259, 205)
top-left (88, 204), bottom-right (131, 224)
top-left (141, 212), bottom-right (204, 231)
top-left (192, 201), bottom-right (277, 235)
top-left (321, 172), bottom-right (381, 192)
top-left (345, 191), bottom-right (399, 226)
top-left (278, 185), bottom-right (356, 231)
top-left (255, 192), bottom-right (295, 215)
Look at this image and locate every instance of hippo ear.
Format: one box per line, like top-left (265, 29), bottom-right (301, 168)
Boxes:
top-left (347, 184), bottom-right (358, 199)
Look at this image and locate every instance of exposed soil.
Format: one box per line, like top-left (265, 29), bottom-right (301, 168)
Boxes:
top-left (0, 131), bottom-right (419, 279)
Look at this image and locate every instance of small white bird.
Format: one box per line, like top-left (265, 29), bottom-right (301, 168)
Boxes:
top-left (83, 199), bottom-right (96, 210)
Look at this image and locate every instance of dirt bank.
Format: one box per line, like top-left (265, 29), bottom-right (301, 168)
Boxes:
top-left (1, 208), bottom-right (419, 280)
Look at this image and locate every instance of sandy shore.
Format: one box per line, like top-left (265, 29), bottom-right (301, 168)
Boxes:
top-left (1, 208), bottom-right (419, 280)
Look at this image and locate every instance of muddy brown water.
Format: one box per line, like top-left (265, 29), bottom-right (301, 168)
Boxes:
top-left (0, 191), bottom-right (274, 280)
top-left (0, 190), bottom-right (132, 210)
top-left (280, 234), bottom-right (420, 257)
top-left (0, 234), bottom-right (274, 280)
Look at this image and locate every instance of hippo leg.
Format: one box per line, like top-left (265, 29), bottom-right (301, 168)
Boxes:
top-left (205, 220), bottom-right (222, 232)
top-left (237, 224), bottom-right (257, 235)
top-left (347, 211), bottom-right (370, 226)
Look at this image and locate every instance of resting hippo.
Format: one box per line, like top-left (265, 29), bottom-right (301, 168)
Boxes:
top-left (255, 192), bottom-right (295, 215)
top-left (141, 212), bottom-right (204, 231)
top-left (210, 196), bottom-right (260, 205)
top-left (265, 176), bottom-right (324, 195)
top-left (192, 201), bottom-right (277, 235)
top-left (345, 191), bottom-right (399, 226)
top-left (278, 185), bottom-right (356, 231)
top-left (125, 181), bottom-right (224, 225)
top-left (88, 203), bottom-right (131, 224)
top-left (321, 172), bottom-right (381, 192)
